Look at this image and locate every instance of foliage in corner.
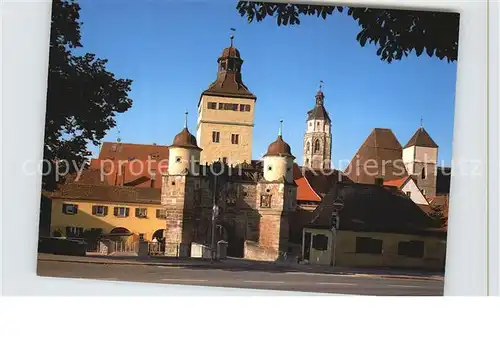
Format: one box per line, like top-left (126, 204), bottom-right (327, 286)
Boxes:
top-left (43, 0), bottom-right (133, 190)
top-left (236, 2), bottom-right (459, 63)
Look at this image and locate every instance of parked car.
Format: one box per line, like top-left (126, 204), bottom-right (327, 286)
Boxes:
top-left (38, 237), bottom-right (87, 256)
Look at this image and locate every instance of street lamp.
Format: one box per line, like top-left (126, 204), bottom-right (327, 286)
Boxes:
top-left (331, 197), bottom-right (344, 267)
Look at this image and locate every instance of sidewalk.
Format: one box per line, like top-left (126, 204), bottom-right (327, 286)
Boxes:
top-left (37, 253), bottom-right (444, 281)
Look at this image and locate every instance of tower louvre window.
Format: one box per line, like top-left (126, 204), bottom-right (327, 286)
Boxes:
top-left (421, 167), bottom-right (427, 180)
top-left (239, 104), bottom-right (251, 112)
top-left (314, 139), bottom-right (320, 152)
top-left (207, 102), bottom-right (217, 109)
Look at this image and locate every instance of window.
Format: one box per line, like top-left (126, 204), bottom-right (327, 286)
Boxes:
top-left (218, 103), bottom-right (239, 111)
top-left (114, 207), bottom-right (129, 217)
top-left (135, 208), bottom-right (147, 218)
top-left (207, 102), bottom-right (217, 109)
top-left (92, 205), bottom-right (108, 216)
top-left (212, 131), bottom-right (220, 143)
top-left (156, 209), bottom-right (167, 219)
top-left (231, 134), bottom-right (239, 144)
top-left (312, 234), bottom-right (329, 251)
top-left (314, 139), bottom-right (320, 152)
top-left (260, 194), bottom-right (272, 208)
top-left (267, 166), bottom-right (272, 171)
top-left (421, 167), bottom-right (427, 180)
top-left (175, 156), bottom-right (181, 163)
top-left (239, 104), bottom-right (251, 112)
top-left (355, 237), bottom-right (383, 255)
top-left (398, 240), bottom-right (424, 258)
top-left (406, 191), bottom-right (411, 197)
top-left (65, 226), bottom-right (84, 238)
top-left (62, 204), bottom-right (78, 215)
top-left (305, 158), bottom-right (309, 166)
top-left (306, 142), bottom-right (310, 152)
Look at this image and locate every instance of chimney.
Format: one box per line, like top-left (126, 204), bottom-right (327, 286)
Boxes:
top-left (151, 170), bottom-right (156, 188)
top-left (121, 164), bottom-right (126, 186)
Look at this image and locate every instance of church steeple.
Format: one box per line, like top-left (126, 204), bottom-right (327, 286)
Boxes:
top-left (303, 84), bottom-right (332, 170)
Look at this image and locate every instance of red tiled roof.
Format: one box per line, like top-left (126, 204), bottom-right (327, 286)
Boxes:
top-left (98, 142), bottom-right (169, 162)
top-left (295, 177), bottom-right (322, 202)
top-left (384, 176), bottom-right (411, 188)
top-left (344, 128), bottom-right (408, 184)
top-left (48, 183), bottom-right (161, 204)
top-left (89, 158), bottom-right (167, 189)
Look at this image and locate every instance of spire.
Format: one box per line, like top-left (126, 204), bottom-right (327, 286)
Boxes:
top-left (278, 119), bottom-right (283, 137)
top-left (184, 110), bottom-right (188, 129)
top-left (319, 80), bottom-right (324, 92)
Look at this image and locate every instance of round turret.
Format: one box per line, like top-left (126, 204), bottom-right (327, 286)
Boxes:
top-left (263, 121), bottom-right (295, 182)
top-left (168, 112), bottom-right (202, 175)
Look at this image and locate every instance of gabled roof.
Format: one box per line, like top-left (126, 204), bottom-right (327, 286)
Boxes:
top-left (295, 177), bottom-right (322, 202)
top-left (292, 163), bottom-right (353, 202)
top-left (384, 176), bottom-right (411, 188)
top-left (404, 127), bottom-right (438, 148)
top-left (307, 182), bottom-right (444, 236)
top-left (344, 128), bottom-right (407, 184)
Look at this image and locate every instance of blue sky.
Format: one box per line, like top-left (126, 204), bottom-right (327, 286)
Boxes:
top-left (78, 0), bottom-right (457, 167)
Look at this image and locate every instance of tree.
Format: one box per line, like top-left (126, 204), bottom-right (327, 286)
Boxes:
top-left (43, 0), bottom-right (133, 190)
top-left (236, 2), bottom-right (459, 63)
top-left (428, 204), bottom-right (446, 228)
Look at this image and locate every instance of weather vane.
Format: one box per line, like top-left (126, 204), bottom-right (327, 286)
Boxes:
top-left (230, 28), bottom-right (236, 46)
top-left (420, 117), bottom-right (424, 128)
top-left (319, 80), bottom-right (324, 91)
top-left (279, 119), bottom-right (283, 136)
top-left (117, 127), bottom-right (121, 143)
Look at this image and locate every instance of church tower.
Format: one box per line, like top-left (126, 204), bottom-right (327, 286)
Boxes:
top-left (402, 126), bottom-right (439, 199)
top-left (303, 85), bottom-right (332, 169)
top-left (196, 33), bottom-right (257, 166)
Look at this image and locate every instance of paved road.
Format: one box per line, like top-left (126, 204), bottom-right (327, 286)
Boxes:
top-left (37, 260), bottom-right (444, 296)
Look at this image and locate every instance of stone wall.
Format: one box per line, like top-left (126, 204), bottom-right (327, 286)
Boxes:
top-left (244, 240), bottom-right (278, 261)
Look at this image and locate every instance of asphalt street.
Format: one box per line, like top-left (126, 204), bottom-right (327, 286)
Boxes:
top-left (37, 259), bottom-right (444, 296)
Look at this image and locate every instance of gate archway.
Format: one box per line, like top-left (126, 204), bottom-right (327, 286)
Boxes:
top-left (217, 220), bottom-right (244, 258)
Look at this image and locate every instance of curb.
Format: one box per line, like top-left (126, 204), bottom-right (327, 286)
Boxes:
top-left (38, 257), bottom-right (443, 281)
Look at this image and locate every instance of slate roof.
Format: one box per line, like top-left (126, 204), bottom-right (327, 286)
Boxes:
top-left (404, 127), bottom-right (438, 148)
top-left (201, 45), bottom-right (256, 101)
top-left (307, 182), bottom-right (445, 237)
top-left (344, 128), bottom-right (408, 184)
top-left (307, 91), bottom-right (331, 122)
